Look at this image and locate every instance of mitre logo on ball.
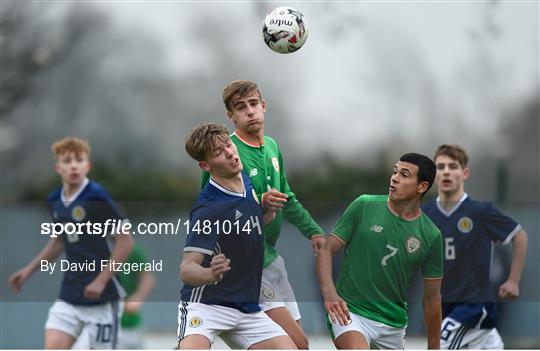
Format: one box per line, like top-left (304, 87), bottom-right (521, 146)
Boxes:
top-left (262, 6), bottom-right (309, 54)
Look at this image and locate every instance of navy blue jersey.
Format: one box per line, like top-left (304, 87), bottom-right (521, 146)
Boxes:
top-left (180, 172), bottom-right (264, 313)
top-left (422, 194), bottom-right (520, 328)
top-left (48, 179), bottom-right (126, 305)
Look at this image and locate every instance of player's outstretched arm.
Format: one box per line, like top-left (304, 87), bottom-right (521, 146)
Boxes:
top-left (422, 278), bottom-right (442, 350)
top-left (180, 252), bottom-right (230, 286)
top-left (316, 235), bottom-right (350, 326)
top-left (9, 235), bottom-right (65, 293)
top-left (499, 228), bottom-right (528, 300)
top-left (84, 230), bottom-right (134, 299)
top-left (125, 270), bottom-right (156, 314)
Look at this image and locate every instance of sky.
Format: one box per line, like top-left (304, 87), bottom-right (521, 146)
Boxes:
top-left (92, 1), bottom-right (538, 159)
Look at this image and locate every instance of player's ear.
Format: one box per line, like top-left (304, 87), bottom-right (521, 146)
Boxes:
top-left (198, 161), bottom-right (211, 172)
top-left (261, 99), bottom-right (267, 112)
top-left (226, 110), bottom-right (236, 125)
top-left (54, 162), bottom-right (61, 175)
top-left (418, 181), bottom-right (429, 195)
top-left (463, 167), bottom-right (470, 180)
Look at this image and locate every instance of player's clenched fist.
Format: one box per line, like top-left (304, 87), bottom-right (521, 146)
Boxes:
top-left (261, 188), bottom-right (288, 212)
top-left (9, 267), bottom-right (32, 293)
top-left (498, 280), bottom-right (520, 300)
top-left (84, 278), bottom-right (107, 299)
top-left (209, 254), bottom-right (231, 283)
top-left (324, 292), bottom-right (351, 326)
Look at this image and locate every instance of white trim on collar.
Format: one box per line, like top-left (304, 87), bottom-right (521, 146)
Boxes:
top-left (61, 178), bottom-right (90, 206)
top-left (209, 177), bottom-right (246, 198)
top-left (232, 131), bottom-right (263, 148)
top-left (387, 199), bottom-right (421, 221)
top-left (436, 193), bottom-right (468, 217)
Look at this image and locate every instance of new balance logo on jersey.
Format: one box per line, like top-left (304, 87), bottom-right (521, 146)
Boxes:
top-left (370, 225), bottom-right (383, 233)
top-left (235, 210), bottom-right (243, 220)
top-left (249, 168), bottom-right (258, 177)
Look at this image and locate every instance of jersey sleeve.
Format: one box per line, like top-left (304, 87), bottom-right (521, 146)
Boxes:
top-left (332, 197), bottom-right (364, 244)
top-left (93, 188), bottom-right (127, 223)
top-left (278, 148), bottom-right (325, 239)
top-left (480, 202), bottom-right (521, 245)
top-left (200, 170), bottom-right (210, 189)
top-left (421, 231), bottom-right (444, 279)
top-left (184, 205), bottom-right (219, 255)
top-left (128, 244), bottom-right (148, 264)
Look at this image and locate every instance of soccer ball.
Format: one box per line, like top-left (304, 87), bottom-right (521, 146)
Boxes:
top-left (262, 7), bottom-right (309, 54)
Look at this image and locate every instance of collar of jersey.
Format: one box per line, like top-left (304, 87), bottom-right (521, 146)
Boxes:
top-left (232, 131), bottom-right (264, 148)
top-left (61, 177), bottom-right (90, 206)
top-left (386, 199), bottom-right (421, 221)
top-left (209, 177), bottom-right (246, 198)
top-left (435, 193), bottom-right (468, 217)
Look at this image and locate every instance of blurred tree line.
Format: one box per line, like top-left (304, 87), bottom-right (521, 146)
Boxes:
top-left (21, 157), bottom-right (391, 217)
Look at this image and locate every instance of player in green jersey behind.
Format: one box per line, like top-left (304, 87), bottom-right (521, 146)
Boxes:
top-left (316, 153), bottom-right (444, 349)
top-left (201, 80), bottom-right (325, 349)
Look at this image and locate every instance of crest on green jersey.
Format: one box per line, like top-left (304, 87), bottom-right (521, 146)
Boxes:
top-left (406, 236), bottom-right (421, 254)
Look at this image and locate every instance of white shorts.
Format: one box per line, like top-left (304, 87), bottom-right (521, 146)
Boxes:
top-left (45, 299), bottom-right (123, 349)
top-left (441, 317), bottom-right (504, 349)
top-left (117, 326), bottom-right (144, 349)
top-left (259, 255), bottom-right (301, 321)
top-left (327, 311), bottom-right (406, 349)
top-left (177, 302), bottom-right (287, 349)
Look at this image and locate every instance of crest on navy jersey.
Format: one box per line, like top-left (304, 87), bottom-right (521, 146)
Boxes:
top-left (458, 217), bottom-right (473, 233)
top-left (71, 205), bottom-right (86, 222)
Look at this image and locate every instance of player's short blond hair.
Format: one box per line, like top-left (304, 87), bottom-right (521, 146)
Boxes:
top-left (222, 80), bottom-right (262, 112)
top-left (185, 123), bottom-right (230, 161)
top-left (434, 144), bottom-right (469, 168)
top-left (51, 137), bottom-right (91, 159)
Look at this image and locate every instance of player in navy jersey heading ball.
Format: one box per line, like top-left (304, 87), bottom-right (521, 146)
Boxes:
top-left (422, 144), bottom-right (528, 349)
top-left (178, 123), bottom-right (295, 349)
top-left (9, 137), bottom-right (134, 349)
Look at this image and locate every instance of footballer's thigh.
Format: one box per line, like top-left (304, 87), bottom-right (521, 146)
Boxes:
top-left (44, 300), bottom-right (81, 349)
top-left (334, 331), bottom-right (370, 350)
top-left (177, 302), bottom-right (236, 349)
top-left (249, 335), bottom-right (297, 349)
top-left (329, 312), bottom-right (405, 350)
top-left (45, 329), bottom-right (77, 349)
top-left (223, 309), bottom-right (291, 349)
top-left (265, 307), bottom-right (308, 349)
top-left (260, 256), bottom-right (307, 348)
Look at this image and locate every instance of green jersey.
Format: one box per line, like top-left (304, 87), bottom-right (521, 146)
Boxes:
top-left (119, 244), bottom-right (147, 328)
top-left (201, 132), bottom-right (323, 268)
top-left (333, 194), bottom-right (443, 328)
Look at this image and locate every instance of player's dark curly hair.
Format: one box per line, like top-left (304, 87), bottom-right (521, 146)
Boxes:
top-left (399, 153), bottom-right (436, 197)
